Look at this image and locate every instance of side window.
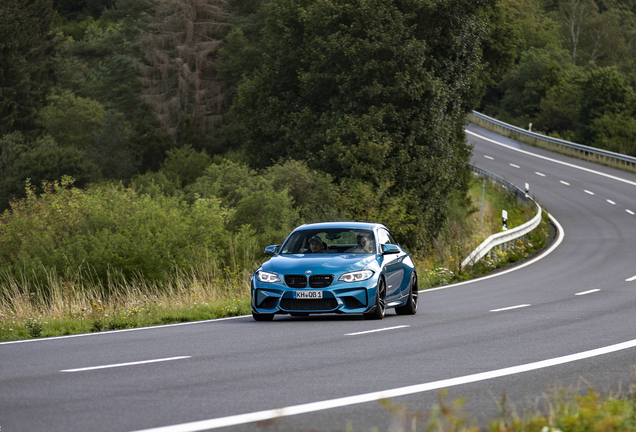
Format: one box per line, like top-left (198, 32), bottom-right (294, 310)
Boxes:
top-left (387, 232), bottom-right (398, 245)
top-left (377, 229), bottom-right (391, 245)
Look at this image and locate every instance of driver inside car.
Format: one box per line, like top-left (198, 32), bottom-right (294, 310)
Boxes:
top-left (347, 233), bottom-right (374, 254)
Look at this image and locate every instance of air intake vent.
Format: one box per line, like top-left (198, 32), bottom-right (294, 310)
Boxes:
top-left (285, 275), bottom-right (307, 288)
top-left (258, 297), bottom-right (279, 309)
top-left (280, 298), bottom-right (338, 311)
top-left (309, 275), bottom-right (333, 288)
top-left (343, 296), bottom-right (365, 308)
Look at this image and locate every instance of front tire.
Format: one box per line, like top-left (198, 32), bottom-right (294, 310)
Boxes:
top-left (363, 278), bottom-right (386, 320)
top-left (395, 272), bottom-right (418, 315)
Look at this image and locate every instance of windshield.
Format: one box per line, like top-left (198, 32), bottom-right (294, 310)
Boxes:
top-left (280, 229), bottom-right (376, 255)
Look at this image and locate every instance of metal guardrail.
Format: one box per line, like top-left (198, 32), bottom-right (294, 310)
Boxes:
top-left (461, 166), bottom-right (542, 269)
top-left (469, 111), bottom-right (636, 172)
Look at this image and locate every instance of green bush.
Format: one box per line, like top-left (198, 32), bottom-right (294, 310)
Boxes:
top-left (37, 90), bottom-right (106, 150)
top-left (161, 145), bottom-right (212, 187)
top-left (0, 134), bottom-right (98, 210)
top-left (188, 159), bottom-right (301, 245)
top-left (264, 160), bottom-right (341, 223)
top-left (0, 177), bottom-right (257, 295)
top-left (72, 185), bottom-right (232, 282)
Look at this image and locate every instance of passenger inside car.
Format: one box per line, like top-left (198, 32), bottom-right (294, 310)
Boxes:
top-left (308, 236), bottom-right (324, 253)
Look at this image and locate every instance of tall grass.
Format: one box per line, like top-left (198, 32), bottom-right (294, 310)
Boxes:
top-left (416, 177), bottom-right (551, 288)
top-left (0, 255), bottom-right (255, 340)
top-left (369, 380), bottom-right (636, 432)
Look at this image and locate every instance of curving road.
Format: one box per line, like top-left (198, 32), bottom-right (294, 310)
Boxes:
top-left (2, 124), bottom-right (636, 432)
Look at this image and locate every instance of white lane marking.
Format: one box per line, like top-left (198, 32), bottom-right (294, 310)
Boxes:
top-left (584, 190), bottom-right (595, 195)
top-left (607, 200), bottom-right (616, 205)
top-left (560, 181), bottom-right (570, 185)
top-left (626, 275), bottom-right (636, 282)
top-left (627, 210), bottom-right (635, 215)
top-left (128, 338), bottom-right (636, 432)
top-left (61, 356), bottom-right (191, 373)
top-left (575, 289), bottom-right (601, 296)
top-left (0, 315), bottom-right (250, 346)
top-left (484, 155), bottom-right (494, 160)
top-left (490, 304), bottom-right (530, 312)
top-left (535, 172), bottom-right (546, 177)
top-left (466, 130), bottom-right (636, 187)
top-left (426, 213), bottom-right (564, 292)
top-left (510, 163), bottom-right (520, 168)
top-left (345, 325), bottom-right (410, 336)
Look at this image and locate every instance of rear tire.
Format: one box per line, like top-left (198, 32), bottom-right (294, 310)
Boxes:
top-left (363, 278), bottom-right (386, 320)
top-left (395, 272), bottom-right (418, 315)
top-left (252, 312), bottom-right (275, 321)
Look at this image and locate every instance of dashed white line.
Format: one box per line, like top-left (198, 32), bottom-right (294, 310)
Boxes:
top-left (490, 304), bottom-right (531, 312)
top-left (626, 275), bottom-right (636, 282)
top-left (607, 200), bottom-right (616, 205)
top-left (584, 190), bottom-right (595, 195)
top-left (345, 325), bottom-right (410, 336)
top-left (466, 130), bottom-right (636, 186)
top-left (510, 164), bottom-right (520, 168)
top-left (128, 338), bottom-right (636, 432)
top-left (627, 210), bottom-right (635, 215)
top-left (560, 181), bottom-right (570, 186)
top-left (535, 172), bottom-right (545, 177)
top-left (61, 356), bottom-right (191, 372)
top-left (484, 155), bottom-right (494, 160)
top-left (575, 289), bottom-right (601, 296)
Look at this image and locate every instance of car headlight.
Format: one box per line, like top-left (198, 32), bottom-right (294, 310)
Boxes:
top-left (257, 271), bottom-right (280, 283)
top-left (338, 270), bottom-right (374, 283)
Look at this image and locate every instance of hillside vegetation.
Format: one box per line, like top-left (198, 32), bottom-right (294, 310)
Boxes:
top-left (1, 0), bottom-right (516, 248)
top-left (482, 0), bottom-right (636, 157)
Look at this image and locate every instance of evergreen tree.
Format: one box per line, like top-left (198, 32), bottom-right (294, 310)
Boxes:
top-left (0, 0), bottom-right (61, 135)
top-left (138, 0), bottom-right (231, 144)
top-left (233, 0), bottom-right (516, 247)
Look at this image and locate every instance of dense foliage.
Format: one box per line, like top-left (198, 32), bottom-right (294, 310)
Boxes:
top-left (482, 0), bottom-right (636, 156)
top-left (15, 0), bottom-right (630, 292)
top-left (0, 0), bottom-right (515, 251)
top-left (233, 0), bottom-right (515, 247)
top-left (0, 156), bottom-right (466, 291)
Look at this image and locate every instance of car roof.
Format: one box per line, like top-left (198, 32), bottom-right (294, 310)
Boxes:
top-left (291, 221), bottom-right (386, 232)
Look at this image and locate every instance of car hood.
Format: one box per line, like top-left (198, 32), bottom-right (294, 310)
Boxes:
top-left (260, 254), bottom-right (378, 275)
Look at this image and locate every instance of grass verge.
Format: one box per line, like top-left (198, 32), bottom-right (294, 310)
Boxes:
top-left (416, 177), bottom-right (553, 288)
top-left (0, 265), bottom-right (252, 341)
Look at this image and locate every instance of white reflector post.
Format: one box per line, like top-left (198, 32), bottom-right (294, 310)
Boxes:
top-left (502, 210), bottom-right (508, 230)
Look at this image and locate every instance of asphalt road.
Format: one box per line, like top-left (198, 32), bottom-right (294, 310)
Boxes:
top-left (2, 124), bottom-right (636, 432)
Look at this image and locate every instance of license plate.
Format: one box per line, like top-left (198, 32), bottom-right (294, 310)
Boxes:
top-left (293, 290), bottom-right (323, 299)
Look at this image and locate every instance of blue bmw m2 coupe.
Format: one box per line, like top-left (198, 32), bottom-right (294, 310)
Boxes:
top-left (251, 222), bottom-right (418, 321)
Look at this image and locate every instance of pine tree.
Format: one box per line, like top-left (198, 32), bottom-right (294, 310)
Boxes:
top-left (0, 0), bottom-right (61, 136)
top-left (138, 0), bottom-right (230, 143)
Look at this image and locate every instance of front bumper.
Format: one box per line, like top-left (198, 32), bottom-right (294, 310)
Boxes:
top-left (251, 282), bottom-right (376, 314)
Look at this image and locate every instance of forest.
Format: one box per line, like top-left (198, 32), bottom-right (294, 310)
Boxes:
top-left (482, 0), bottom-right (636, 154)
top-left (0, 0), bottom-right (633, 286)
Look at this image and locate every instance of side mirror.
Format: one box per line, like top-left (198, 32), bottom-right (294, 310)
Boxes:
top-left (264, 245), bottom-right (280, 256)
top-left (381, 244), bottom-right (400, 255)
